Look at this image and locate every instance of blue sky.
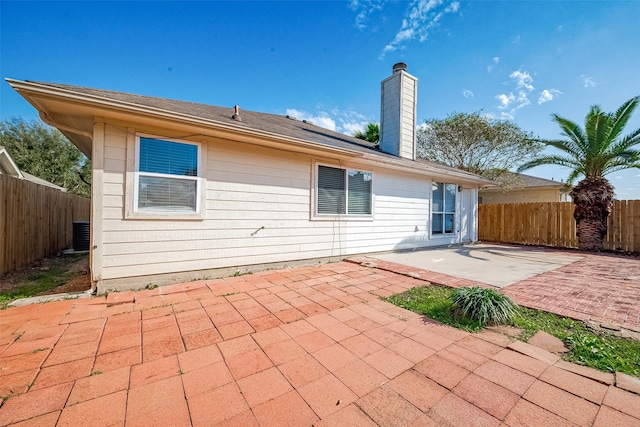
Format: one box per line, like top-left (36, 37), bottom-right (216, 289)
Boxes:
top-left (2, 1), bottom-right (639, 198)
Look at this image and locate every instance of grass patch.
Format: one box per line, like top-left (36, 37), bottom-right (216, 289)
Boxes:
top-left (384, 285), bottom-right (640, 377)
top-left (384, 285), bottom-right (483, 332)
top-left (0, 253), bottom-right (86, 308)
top-left (513, 307), bottom-right (640, 376)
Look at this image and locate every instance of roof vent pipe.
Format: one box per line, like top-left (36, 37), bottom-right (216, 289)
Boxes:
top-left (232, 105), bottom-right (242, 121)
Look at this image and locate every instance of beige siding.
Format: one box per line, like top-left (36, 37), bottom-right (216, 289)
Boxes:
top-left (480, 188), bottom-right (564, 204)
top-left (95, 120), bottom-right (474, 286)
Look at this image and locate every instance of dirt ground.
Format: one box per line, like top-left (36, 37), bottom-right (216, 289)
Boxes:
top-left (0, 254), bottom-right (91, 295)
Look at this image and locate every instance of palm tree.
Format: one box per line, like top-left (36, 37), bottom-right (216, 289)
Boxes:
top-left (353, 122), bottom-right (380, 144)
top-left (518, 96), bottom-right (640, 251)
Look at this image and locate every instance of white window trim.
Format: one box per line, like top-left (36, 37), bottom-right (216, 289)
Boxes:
top-left (125, 133), bottom-right (206, 220)
top-left (431, 181), bottom-right (457, 237)
top-left (311, 161), bottom-right (374, 221)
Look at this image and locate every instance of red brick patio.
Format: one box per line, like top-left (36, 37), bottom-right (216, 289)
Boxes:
top-left (356, 249), bottom-right (640, 331)
top-left (1, 260), bottom-right (639, 426)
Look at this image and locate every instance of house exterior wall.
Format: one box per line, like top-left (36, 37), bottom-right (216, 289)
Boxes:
top-left (479, 187), bottom-right (567, 204)
top-left (93, 120), bottom-right (475, 290)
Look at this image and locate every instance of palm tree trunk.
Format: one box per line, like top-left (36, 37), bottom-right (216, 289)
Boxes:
top-left (576, 217), bottom-right (608, 251)
top-left (571, 177), bottom-right (614, 251)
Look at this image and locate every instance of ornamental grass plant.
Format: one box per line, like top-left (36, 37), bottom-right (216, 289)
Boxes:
top-left (449, 286), bottom-right (519, 326)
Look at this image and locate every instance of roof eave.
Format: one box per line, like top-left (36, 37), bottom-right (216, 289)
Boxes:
top-left (6, 78), bottom-right (365, 160)
top-left (6, 78), bottom-right (496, 186)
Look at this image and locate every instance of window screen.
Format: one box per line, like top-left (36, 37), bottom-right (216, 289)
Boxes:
top-left (136, 137), bottom-right (200, 213)
top-left (139, 137), bottom-right (198, 176)
top-left (348, 170), bottom-right (372, 215)
top-left (317, 165), bottom-right (372, 216)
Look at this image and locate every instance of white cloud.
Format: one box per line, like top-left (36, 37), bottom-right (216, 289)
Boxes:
top-left (500, 112), bottom-right (514, 120)
top-left (285, 108), bottom-right (372, 136)
top-left (496, 93), bottom-right (515, 109)
top-left (510, 70), bottom-right (534, 91)
top-left (462, 89), bottom-right (474, 98)
top-left (538, 88), bottom-right (562, 104)
top-left (380, 0), bottom-right (461, 58)
top-left (342, 121), bottom-right (370, 135)
top-left (580, 75), bottom-right (596, 88)
top-left (515, 90), bottom-right (531, 109)
top-left (349, 0), bottom-right (386, 30)
top-left (487, 56), bottom-right (500, 73)
top-left (494, 69), bottom-right (535, 113)
top-left (286, 108), bottom-right (337, 131)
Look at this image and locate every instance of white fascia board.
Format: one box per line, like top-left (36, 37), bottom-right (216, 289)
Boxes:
top-left (0, 147), bottom-right (24, 178)
top-left (359, 152), bottom-right (497, 186)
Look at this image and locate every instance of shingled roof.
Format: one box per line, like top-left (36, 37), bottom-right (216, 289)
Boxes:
top-left (7, 79), bottom-right (496, 185)
top-left (487, 171), bottom-right (570, 190)
top-left (29, 81), bottom-right (383, 153)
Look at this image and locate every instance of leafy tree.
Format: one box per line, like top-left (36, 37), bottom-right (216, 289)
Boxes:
top-left (518, 96), bottom-right (640, 251)
top-left (416, 112), bottom-right (540, 187)
top-left (353, 122), bottom-right (380, 144)
top-left (0, 118), bottom-right (91, 197)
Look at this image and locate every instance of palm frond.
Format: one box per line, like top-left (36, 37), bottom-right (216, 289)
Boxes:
top-left (517, 155), bottom-right (580, 172)
top-left (566, 168), bottom-right (582, 184)
top-left (586, 112), bottom-right (609, 156)
top-left (607, 126), bottom-right (640, 155)
top-left (601, 163), bottom-right (640, 175)
top-left (524, 97), bottom-right (639, 185)
top-left (552, 115), bottom-right (587, 151)
top-left (606, 96), bottom-right (640, 143)
top-left (537, 138), bottom-right (583, 159)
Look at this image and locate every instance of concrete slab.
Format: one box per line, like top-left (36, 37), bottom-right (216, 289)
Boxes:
top-left (371, 244), bottom-right (582, 288)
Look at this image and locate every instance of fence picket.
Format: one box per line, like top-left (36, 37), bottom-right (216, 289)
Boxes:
top-left (0, 174), bottom-right (90, 275)
top-left (479, 200), bottom-right (639, 253)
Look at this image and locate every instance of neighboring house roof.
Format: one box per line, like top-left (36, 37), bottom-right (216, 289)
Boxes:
top-left (0, 145), bottom-right (24, 178)
top-left (0, 145), bottom-right (66, 191)
top-left (480, 171), bottom-right (571, 193)
top-left (6, 78), bottom-right (495, 187)
top-left (21, 171), bottom-right (66, 190)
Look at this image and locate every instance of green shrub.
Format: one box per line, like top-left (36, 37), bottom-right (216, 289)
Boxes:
top-left (449, 286), bottom-right (518, 326)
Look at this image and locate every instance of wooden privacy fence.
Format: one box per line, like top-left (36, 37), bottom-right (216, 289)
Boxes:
top-left (479, 200), bottom-right (640, 253)
top-left (0, 174), bottom-right (91, 275)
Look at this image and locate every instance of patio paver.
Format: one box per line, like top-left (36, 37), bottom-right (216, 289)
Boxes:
top-left (0, 259), bottom-right (638, 426)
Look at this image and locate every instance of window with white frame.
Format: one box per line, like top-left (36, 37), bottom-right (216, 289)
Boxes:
top-left (317, 165), bottom-right (372, 215)
top-left (432, 182), bottom-right (456, 234)
top-left (135, 136), bottom-right (201, 213)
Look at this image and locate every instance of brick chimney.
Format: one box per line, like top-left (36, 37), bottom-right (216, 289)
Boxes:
top-left (380, 63), bottom-right (418, 160)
